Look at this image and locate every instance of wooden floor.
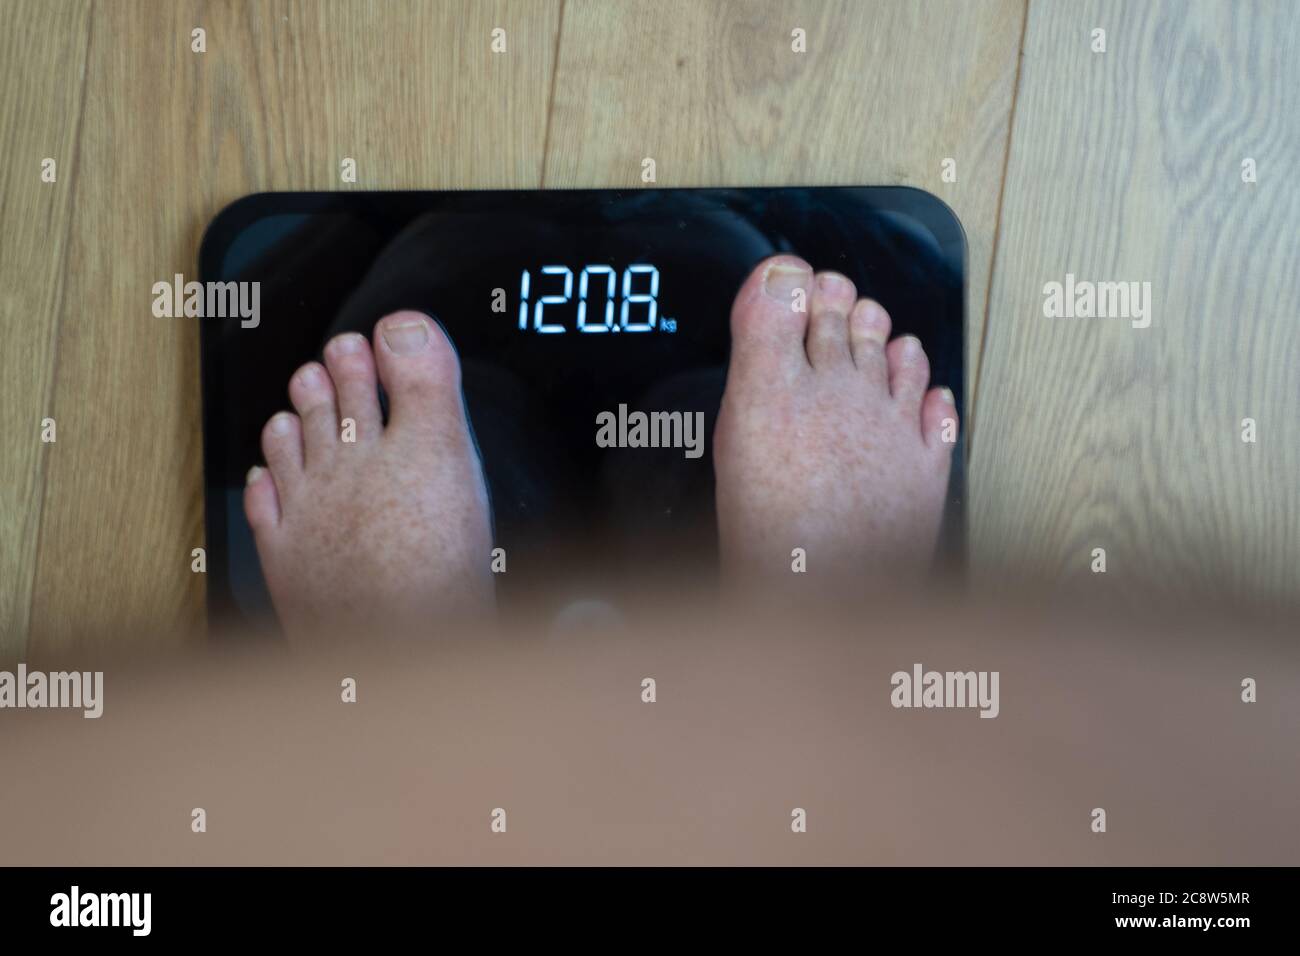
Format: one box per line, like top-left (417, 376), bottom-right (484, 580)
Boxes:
top-left (1, 0), bottom-right (1296, 657)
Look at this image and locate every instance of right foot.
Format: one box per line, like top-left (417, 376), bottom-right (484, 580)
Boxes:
top-left (714, 256), bottom-right (958, 583)
top-left (244, 311), bottom-right (495, 637)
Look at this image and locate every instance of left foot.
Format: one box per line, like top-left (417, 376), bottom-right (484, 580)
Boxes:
top-left (243, 312), bottom-right (495, 637)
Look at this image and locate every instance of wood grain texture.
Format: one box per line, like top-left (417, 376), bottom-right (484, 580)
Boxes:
top-left (0, 0), bottom-right (92, 658)
top-left (22, 0), bottom-right (561, 652)
top-left (971, 0), bottom-right (1300, 607)
top-left (6, 0), bottom-right (1296, 653)
top-left (545, 0), bottom-right (1027, 406)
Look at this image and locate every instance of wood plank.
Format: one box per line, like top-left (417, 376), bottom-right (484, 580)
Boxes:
top-left (0, 0), bottom-right (92, 659)
top-left (972, 0), bottom-right (1300, 607)
top-left (545, 0), bottom-right (1028, 410)
top-left (27, 0), bottom-right (561, 650)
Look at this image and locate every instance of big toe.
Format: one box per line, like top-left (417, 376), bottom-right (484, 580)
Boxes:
top-left (372, 311), bottom-right (467, 436)
top-left (728, 255), bottom-right (814, 382)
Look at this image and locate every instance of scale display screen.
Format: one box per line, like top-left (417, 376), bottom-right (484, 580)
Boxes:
top-left (200, 187), bottom-right (966, 624)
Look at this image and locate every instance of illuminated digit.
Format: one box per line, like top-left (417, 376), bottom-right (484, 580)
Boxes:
top-left (577, 265), bottom-right (615, 333)
top-left (535, 265), bottom-right (571, 333)
top-left (620, 264), bottom-right (658, 332)
top-left (518, 269), bottom-right (530, 330)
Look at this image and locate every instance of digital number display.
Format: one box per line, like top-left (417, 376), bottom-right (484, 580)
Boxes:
top-left (518, 264), bottom-right (668, 333)
top-left (200, 187), bottom-right (966, 623)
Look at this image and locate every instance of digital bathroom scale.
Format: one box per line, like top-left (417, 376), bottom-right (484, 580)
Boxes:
top-left (199, 187), bottom-right (966, 628)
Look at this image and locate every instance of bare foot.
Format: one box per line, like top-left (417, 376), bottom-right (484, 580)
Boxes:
top-left (244, 311), bottom-right (494, 637)
top-left (714, 255), bottom-right (957, 583)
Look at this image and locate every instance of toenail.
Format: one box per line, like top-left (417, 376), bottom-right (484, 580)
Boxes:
top-left (298, 365), bottom-right (323, 386)
top-left (330, 333), bottom-right (365, 355)
top-left (853, 302), bottom-right (888, 344)
top-left (382, 319), bottom-right (429, 354)
top-left (763, 262), bottom-right (811, 300)
top-left (901, 335), bottom-right (922, 358)
top-left (939, 387), bottom-right (955, 405)
top-left (818, 272), bottom-right (851, 295)
top-left (270, 412), bottom-right (293, 435)
top-left (246, 465), bottom-right (264, 486)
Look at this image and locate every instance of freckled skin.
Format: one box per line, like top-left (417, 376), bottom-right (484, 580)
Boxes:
top-left (246, 261), bottom-right (958, 632)
top-left (714, 256), bottom-right (958, 582)
top-left (244, 312), bottom-right (494, 638)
